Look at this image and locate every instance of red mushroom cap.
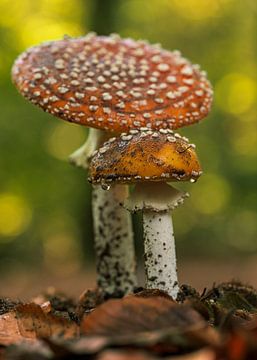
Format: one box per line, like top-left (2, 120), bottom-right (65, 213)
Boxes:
top-left (12, 33), bottom-right (213, 133)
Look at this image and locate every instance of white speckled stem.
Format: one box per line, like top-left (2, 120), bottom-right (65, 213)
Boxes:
top-left (92, 184), bottom-right (137, 297)
top-left (69, 128), bottom-right (103, 170)
top-left (70, 128), bottom-right (137, 296)
top-left (143, 210), bottom-right (179, 299)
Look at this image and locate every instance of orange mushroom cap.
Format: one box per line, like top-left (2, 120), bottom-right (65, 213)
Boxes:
top-left (12, 33), bottom-right (213, 133)
top-left (89, 128), bottom-right (202, 184)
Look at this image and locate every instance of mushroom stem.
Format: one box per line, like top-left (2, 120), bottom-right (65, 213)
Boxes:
top-left (92, 184), bottom-right (137, 297)
top-left (143, 210), bottom-right (179, 299)
top-left (123, 182), bottom-right (188, 299)
top-left (69, 128), bottom-right (105, 169)
top-left (70, 128), bottom-right (137, 297)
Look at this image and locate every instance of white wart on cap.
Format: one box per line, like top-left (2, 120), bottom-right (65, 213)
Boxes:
top-left (89, 128), bottom-right (202, 185)
top-left (12, 33), bottom-right (213, 132)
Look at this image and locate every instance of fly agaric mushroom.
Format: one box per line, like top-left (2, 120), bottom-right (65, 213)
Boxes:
top-left (12, 33), bottom-right (212, 164)
top-left (12, 32), bottom-right (212, 297)
top-left (89, 128), bottom-right (202, 299)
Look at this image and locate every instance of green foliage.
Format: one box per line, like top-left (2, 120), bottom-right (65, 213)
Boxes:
top-left (0, 0), bottom-right (256, 273)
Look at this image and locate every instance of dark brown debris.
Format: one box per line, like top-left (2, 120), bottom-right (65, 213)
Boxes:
top-left (0, 302), bottom-right (79, 347)
top-left (0, 282), bottom-right (257, 359)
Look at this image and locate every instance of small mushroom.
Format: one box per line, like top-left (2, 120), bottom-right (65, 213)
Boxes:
top-left (89, 128), bottom-right (202, 299)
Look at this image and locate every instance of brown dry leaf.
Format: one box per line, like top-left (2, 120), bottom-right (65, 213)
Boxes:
top-left (81, 296), bottom-right (207, 336)
top-left (45, 335), bottom-right (108, 355)
top-left (243, 315), bottom-right (257, 334)
top-left (80, 295), bottom-right (220, 356)
top-left (96, 349), bottom-right (157, 360)
top-left (0, 303), bottom-right (79, 346)
top-left (45, 336), bottom-right (218, 360)
top-left (226, 332), bottom-right (247, 360)
top-left (3, 339), bottom-right (53, 360)
top-left (215, 317), bottom-right (257, 360)
top-left (96, 348), bottom-right (216, 360)
top-left (169, 348), bottom-right (217, 360)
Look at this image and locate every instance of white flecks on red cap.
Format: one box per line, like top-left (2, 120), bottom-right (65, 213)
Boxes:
top-left (12, 33), bottom-right (213, 133)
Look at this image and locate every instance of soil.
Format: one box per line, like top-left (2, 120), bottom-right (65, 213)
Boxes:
top-left (2, 258), bottom-right (257, 300)
top-left (0, 281), bottom-right (257, 360)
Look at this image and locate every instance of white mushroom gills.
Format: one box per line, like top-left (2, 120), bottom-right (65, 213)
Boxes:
top-left (92, 184), bottom-right (137, 296)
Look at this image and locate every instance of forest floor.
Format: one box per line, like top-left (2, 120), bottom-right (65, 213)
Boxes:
top-left (1, 258), bottom-right (257, 300)
top-left (1, 258), bottom-right (257, 359)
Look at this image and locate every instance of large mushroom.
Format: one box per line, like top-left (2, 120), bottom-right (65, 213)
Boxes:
top-left (12, 33), bottom-right (212, 297)
top-left (89, 128), bottom-right (202, 299)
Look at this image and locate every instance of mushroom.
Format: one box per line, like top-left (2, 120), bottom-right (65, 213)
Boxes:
top-left (12, 32), bottom-right (212, 297)
top-left (89, 128), bottom-right (202, 299)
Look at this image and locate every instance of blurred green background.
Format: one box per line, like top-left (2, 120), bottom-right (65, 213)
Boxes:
top-left (0, 0), bottom-right (257, 296)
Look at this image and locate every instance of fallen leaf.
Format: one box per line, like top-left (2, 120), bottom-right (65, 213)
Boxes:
top-left (168, 348), bottom-right (216, 360)
top-left (4, 339), bottom-right (53, 360)
top-left (33, 288), bottom-right (77, 321)
top-left (80, 295), bottom-right (220, 356)
top-left (44, 336), bottom-right (111, 357)
top-left (226, 332), bottom-right (247, 360)
top-left (0, 303), bottom-right (79, 346)
top-left (96, 349), bottom-right (157, 360)
top-left (81, 296), bottom-right (207, 336)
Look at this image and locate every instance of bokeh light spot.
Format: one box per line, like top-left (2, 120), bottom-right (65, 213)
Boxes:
top-left (171, 0), bottom-right (232, 20)
top-left (231, 124), bottom-right (257, 156)
top-left (41, 214), bottom-right (82, 275)
top-left (216, 73), bottom-right (257, 115)
top-left (45, 122), bottom-right (86, 160)
top-left (43, 232), bottom-right (81, 269)
top-left (19, 18), bottom-right (82, 48)
top-left (192, 173), bottom-right (231, 214)
top-left (0, 193), bottom-right (32, 239)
